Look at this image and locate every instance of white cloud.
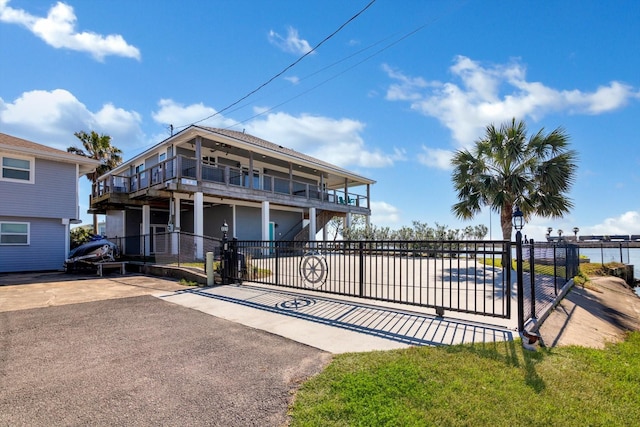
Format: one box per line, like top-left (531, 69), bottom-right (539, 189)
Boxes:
top-left (523, 211), bottom-right (640, 242)
top-left (0, 0), bottom-right (140, 61)
top-left (246, 111), bottom-right (404, 168)
top-left (370, 201), bottom-right (401, 227)
top-left (268, 26), bottom-right (313, 55)
top-left (284, 76), bottom-right (300, 85)
top-left (151, 99), bottom-right (403, 169)
top-left (583, 211), bottom-right (640, 237)
top-left (0, 89), bottom-right (143, 152)
top-left (152, 99), bottom-right (235, 129)
top-left (384, 56), bottom-right (640, 148)
top-left (417, 146), bottom-right (453, 170)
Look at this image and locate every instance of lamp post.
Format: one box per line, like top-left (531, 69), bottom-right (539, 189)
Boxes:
top-left (221, 221), bottom-right (229, 284)
top-left (513, 206), bottom-right (525, 334)
top-left (573, 227), bottom-right (579, 241)
top-left (558, 229), bottom-right (563, 241)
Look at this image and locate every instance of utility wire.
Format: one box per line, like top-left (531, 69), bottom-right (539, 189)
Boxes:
top-left (224, 18), bottom-right (437, 129)
top-left (175, 0), bottom-right (377, 130)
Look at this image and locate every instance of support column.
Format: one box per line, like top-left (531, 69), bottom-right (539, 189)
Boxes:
top-left (309, 207), bottom-right (317, 241)
top-left (142, 204), bottom-right (151, 256)
top-left (346, 212), bottom-right (352, 230)
top-left (322, 216), bottom-right (328, 241)
top-left (261, 201), bottom-right (270, 241)
top-left (195, 136), bottom-right (202, 181)
top-left (344, 178), bottom-right (349, 204)
top-left (171, 195), bottom-right (181, 255)
top-left (62, 219), bottom-right (71, 262)
top-left (194, 192), bottom-right (204, 259)
top-left (262, 201), bottom-right (270, 256)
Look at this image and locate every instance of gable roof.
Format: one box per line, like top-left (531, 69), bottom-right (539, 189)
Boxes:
top-left (110, 125), bottom-right (375, 187)
top-left (0, 132), bottom-right (100, 176)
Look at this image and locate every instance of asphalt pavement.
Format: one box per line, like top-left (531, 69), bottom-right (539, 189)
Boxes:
top-left (2, 271), bottom-right (639, 426)
top-left (0, 290), bottom-right (330, 426)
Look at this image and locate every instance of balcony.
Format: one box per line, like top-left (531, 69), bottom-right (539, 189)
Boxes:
top-left (91, 155), bottom-right (370, 212)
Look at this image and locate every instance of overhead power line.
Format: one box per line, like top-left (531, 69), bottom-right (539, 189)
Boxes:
top-left (224, 0), bottom-right (468, 129)
top-left (174, 0), bottom-right (377, 130)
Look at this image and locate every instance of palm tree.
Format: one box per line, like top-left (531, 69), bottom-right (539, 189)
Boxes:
top-left (68, 130), bottom-right (123, 234)
top-left (451, 118), bottom-right (577, 240)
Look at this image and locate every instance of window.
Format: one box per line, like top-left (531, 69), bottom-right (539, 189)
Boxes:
top-left (242, 168), bottom-right (261, 189)
top-left (0, 222), bottom-right (30, 245)
top-left (1, 155), bottom-right (33, 183)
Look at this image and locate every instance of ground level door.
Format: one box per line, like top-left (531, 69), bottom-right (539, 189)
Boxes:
top-left (145, 224), bottom-right (167, 254)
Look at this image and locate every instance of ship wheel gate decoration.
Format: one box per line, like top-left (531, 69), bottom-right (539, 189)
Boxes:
top-left (299, 251), bottom-right (328, 288)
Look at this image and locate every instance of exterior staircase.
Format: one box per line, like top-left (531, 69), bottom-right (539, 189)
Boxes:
top-left (293, 210), bottom-right (344, 241)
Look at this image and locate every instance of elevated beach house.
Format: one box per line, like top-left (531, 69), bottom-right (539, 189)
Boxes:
top-left (0, 133), bottom-right (99, 273)
top-left (91, 126), bottom-right (375, 258)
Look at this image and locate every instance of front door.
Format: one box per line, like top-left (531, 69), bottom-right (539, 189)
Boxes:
top-left (150, 225), bottom-right (167, 254)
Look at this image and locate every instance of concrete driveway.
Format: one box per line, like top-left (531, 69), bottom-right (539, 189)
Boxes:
top-left (0, 273), bottom-right (330, 426)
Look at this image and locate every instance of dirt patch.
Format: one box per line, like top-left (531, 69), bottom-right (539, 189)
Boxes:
top-left (538, 276), bottom-right (640, 348)
top-left (0, 272), bottom-right (189, 312)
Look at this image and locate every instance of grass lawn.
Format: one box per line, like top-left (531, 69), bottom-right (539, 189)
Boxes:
top-left (290, 332), bottom-right (640, 426)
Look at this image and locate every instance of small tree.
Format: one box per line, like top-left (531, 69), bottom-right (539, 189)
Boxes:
top-left (68, 131), bottom-right (123, 234)
top-left (70, 227), bottom-right (92, 249)
top-left (451, 118), bottom-right (577, 240)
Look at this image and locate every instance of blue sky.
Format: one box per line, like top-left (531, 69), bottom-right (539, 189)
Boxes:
top-left (1, 0), bottom-right (639, 240)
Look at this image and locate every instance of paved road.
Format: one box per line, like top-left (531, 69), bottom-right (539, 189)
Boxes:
top-left (0, 292), bottom-right (330, 426)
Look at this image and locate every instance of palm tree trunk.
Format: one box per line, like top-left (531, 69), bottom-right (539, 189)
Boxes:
top-left (93, 213), bottom-right (98, 235)
top-left (500, 208), bottom-right (513, 241)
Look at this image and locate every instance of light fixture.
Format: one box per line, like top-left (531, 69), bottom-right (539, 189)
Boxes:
top-left (220, 221), bottom-right (229, 234)
top-left (512, 206), bottom-right (524, 231)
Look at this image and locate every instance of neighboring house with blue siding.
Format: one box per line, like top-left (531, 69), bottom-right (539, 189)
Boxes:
top-left (0, 133), bottom-right (99, 273)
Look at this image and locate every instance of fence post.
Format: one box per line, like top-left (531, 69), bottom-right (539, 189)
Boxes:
top-left (529, 239), bottom-right (536, 319)
top-left (359, 241), bottom-right (364, 297)
top-left (565, 243), bottom-right (569, 281)
top-left (275, 240), bottom-right (280, 286)
top-left (221, 233), bottom-right (229, 285)
top-left (516, 231), bottom-right (525, 332)
top-left (553, 243), bottom-right (558, 294)
top-left (505, 241), bottom-right (512, 320)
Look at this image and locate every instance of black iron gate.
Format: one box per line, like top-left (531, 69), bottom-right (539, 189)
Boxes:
top-left (222, 239), bottom-right (512, 319)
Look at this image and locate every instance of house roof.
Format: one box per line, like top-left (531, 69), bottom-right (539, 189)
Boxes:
top-left (0, 132), bottom-right (100, 176)
top-left (108, 125), bottom-right (375, 187)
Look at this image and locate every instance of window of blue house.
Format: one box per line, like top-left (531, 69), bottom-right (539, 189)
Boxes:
top-left (1, 155), bottom-right (34, 183)
top-left (0, 222), bottom-right (30, 245)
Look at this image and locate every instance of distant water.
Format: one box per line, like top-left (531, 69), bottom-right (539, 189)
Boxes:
top-left (579, 247), bottom-right (640, 296)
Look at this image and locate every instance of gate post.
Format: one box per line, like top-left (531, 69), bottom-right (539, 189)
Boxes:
top-left (528, 238), bottom-right (536, 320)
top-left (516, 231), bottom-right (525, 332)
top-left (221, 226), bottom-right (229, 285)
top-left (512, 207), bottom-right (526, 333)
top-left (358, 241), bottom-right (364, 297)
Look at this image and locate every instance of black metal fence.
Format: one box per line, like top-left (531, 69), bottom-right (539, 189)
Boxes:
top-left (226, 239), bottom-right (512, 319)
top-left (103, 232), bottom-right (580, 329)
top-left (107, 232), bottom-right (222, 266)
top-left (519, 240), bottom-right (580, 326)
top-left (578, 241), bottom-right (634, 265)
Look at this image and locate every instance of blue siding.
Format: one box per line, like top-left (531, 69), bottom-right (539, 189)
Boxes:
top-left (0, 158), bottom-right (76, 219)
top-left (0, 217), bottom-right (66, 273)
